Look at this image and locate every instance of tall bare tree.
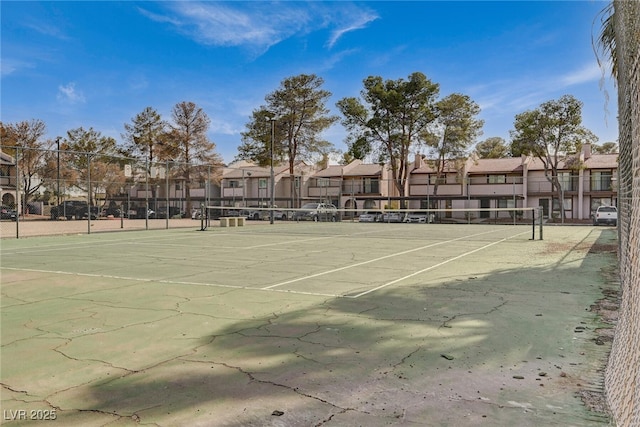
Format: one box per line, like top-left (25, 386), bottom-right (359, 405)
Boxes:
top-left (122, 107), bottom-right (168, 202)
top-left (166, 101), bottom-right (222, 214)
top-left (1, 119), bottom-right (53, 213)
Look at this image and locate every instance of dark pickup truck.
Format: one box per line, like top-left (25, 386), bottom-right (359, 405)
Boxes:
top-left (50, 201), bottom-right (98, 220)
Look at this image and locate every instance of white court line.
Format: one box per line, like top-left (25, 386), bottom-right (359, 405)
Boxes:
top-left (0, 266), bottom-right (345, 298)
top-left (350, 230), bottom-right (532, 298)
top-left (0, 233), bottom-right (202, 255)
top-left (261, 228), bottom-right (506, 290)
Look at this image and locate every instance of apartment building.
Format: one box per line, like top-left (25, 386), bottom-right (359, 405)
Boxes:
top-left (218, 144), bottom-right (617, 221)
top-left (0, 150), bottom-right (17, 207)
top-left (409, 143), bottom-right (617, 220)
top-left (220, 160), bottom-right (316, 209)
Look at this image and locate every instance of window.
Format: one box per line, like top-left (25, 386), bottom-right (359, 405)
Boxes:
top-left (498, 199), bottom-right (516, 209)
top-left (552, 197), bottom-right (572, 211)
top-left (258, 178), bottom-right (267, 189)
top-left (363, 178), bottom-right (379, 193)
top-left (228, 180), bottom-right (240, 188)
top-left (488, 174), bottom-right (506, 184)
top-left (317, 178), bottom-right (330, 187)
top-left (591, 170), bottom-right (613, 191)
top-left (558, 172), bottom-right (578, 191)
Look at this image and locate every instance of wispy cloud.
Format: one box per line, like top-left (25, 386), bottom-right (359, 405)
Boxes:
top-left (140, 2), bottom-right (377, 55)
top-left (24, 20), bottom-right (69, 40)
top-left (140, 2), bottom-right (305, 53)
top-left (560, 62), bottom-right (601, 87)
top-left (326, 10), bottom-right (379, 49)
top-left (57, 82), bottom-right (85, 104)
top-left (1, 58), bottom-right (34, 77)
top-left (318, 49), bottom-right (359, 73)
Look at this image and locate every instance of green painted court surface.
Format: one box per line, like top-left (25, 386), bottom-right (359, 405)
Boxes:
top-left (1, 223), bottom-right (615, 426)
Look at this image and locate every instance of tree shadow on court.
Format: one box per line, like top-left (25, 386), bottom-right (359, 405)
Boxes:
top-left (77, 230), bottom-right (617, 426)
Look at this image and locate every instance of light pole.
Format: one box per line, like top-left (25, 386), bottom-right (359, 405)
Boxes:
top-left (269, 117), bottom-right (276, 224)
top-left (56, 137), bottom-right (61, 207)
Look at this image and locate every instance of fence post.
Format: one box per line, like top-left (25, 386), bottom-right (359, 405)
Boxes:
top-left (145, 157), bottom-right (149, 230)
top-left (539, 206), bottom-right (544, 240)
top-left (87, 153), bottom-right (91, 235)
top-left (15, 147), bottom-right (20, 239)
top-left (166, 160), bottom-right (170, 229)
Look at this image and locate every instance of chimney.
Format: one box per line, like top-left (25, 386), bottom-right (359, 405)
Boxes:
top-left (414, 153), bottom-right (424, 170)
top-left (583, 143), bottom-right (592, 159)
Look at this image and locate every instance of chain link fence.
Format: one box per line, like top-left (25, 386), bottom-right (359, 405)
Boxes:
top-left (1, 146), bottom-right (620, 238)
top-left (0, 147), bottom-right (220, 238)
top-left (604, 2), bottom-right (640, 426)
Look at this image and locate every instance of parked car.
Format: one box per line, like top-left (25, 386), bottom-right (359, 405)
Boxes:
top-left (102, 203), bottom-right (122, 218)
top-left (1, 205), bottom-right (17, 221)
top-left (156, 206), bottom-right (184, 219)
top-left (223, 209), bottom-right (240, 217)
top-left (273, 208), bottom-right (290, 220)
top-left (593, 206), bottom-right (617, 226)
top-left (292, 203), bottom-right (339, 222)
top-left (381, 211), bottom-right (405, 223)
top-left (133, 207), bottom-right (155, 219)
top-left (50, 201), bottom-right (98, 220)
top-left (246, 206), bottom-right (270, 221)
top-left (192, 208), bottom-right (205, 220)
top-left (404, 211), bottom-right (434, 223)
top-left (247, 205), bottom-right (288, 221)
top-left (358, 211), bottom-right (382, 223)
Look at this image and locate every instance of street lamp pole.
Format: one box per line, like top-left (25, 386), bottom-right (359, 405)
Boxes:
top-left (269, 118), bottom-right (276, 224)
top-left (56, 137), bottom-right (61, 207)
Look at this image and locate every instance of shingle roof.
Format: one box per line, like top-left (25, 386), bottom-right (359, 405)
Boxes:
top-left (223, 164), bottom-right (289, 179)
top-left (468, 158), bottom-right (524, 173)
top-left (314, 165), bottom-right (345, 177)
top-left (412, 162), bottom-right (457, 174)
top-left (344, 163), bottom-right (382, 176)
top-left (525, 153), bottom-right (618, 171)
top-left (584, 153), bottom-right (618, 168)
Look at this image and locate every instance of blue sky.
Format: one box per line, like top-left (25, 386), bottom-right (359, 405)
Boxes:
top-left (2, 1), bottom-right (617, 164)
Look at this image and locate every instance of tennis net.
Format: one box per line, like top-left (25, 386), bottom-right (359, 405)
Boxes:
top-left (197, 205), bottom-right (543, 238)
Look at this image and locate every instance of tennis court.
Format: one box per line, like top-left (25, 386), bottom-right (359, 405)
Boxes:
top-left (1, 222), bottom-right (616, 426)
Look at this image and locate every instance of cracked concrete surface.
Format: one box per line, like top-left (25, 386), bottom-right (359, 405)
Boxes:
top-left (0, 225), bottom-right (616, 426)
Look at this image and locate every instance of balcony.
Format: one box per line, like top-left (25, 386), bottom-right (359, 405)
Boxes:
top-left (341, 181), bottom-right (381, 195)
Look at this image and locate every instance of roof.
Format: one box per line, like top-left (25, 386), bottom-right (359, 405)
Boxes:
top-left (344, 163), bottom-right (382, 177)
top-left (584, 153), bottom-right (618, 169)
top-left (314, 165), bottom-right (345, 178)
top-left (412, 161), bottom-right (458, 174)
top-left (0, 150), bottom-right (15, 165)
top-left (311, 160), bottom-right (385, 178)
top-left (525, 152), bottom-right (618, 171)
top-left (468, 157), bottom-right (524, 174)
top-left (223, 164), bottom-right (290, 179)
